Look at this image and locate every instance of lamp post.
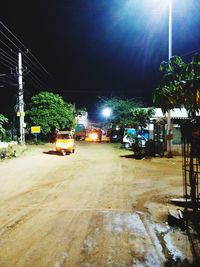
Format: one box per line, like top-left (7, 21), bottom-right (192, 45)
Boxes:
top-left (166, 0), bottom-right (173, 157)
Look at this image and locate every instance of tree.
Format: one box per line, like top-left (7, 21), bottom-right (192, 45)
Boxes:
top-left (0, 114), bottom-right (8, 136)
top-left (26, 92), bottom-right (75, 136)
top-left (153, 54), bottom-right (200, 219)
top-left (97, 96), bottom-right (154, 129)
top-left (132, 108), bottom-right (154, 130)
top-left (153, 56), bottom-right (186, 113)
top-left (153, 54), bottom-right (200, 117)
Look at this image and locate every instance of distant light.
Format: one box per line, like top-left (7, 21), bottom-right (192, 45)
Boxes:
top-left (102, 107), bottom-right (112, 118)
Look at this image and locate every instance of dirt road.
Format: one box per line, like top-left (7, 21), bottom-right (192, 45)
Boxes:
top-left (0, 142), bottom-right (195, 266)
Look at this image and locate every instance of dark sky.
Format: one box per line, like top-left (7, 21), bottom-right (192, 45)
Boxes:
top-left (1, 0), bottom-right (200, 120)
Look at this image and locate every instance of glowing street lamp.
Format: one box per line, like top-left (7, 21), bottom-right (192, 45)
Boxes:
top-left (102, 107), bottom-right (112, 130)
top-left (102, 107), bottom-right (112, 118)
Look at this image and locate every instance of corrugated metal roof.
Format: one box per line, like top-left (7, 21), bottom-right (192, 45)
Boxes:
top-left (152, 108), bottom-right (188, 119)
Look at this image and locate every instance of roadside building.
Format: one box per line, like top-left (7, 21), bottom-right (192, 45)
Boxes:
top-left (149, 108), bottom-right (188, 155)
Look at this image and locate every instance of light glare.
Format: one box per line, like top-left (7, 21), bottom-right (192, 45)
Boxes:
top-left (102, 107), bottom-right (112, 118)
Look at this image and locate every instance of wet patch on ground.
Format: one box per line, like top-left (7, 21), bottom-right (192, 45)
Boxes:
top-left (79, 211), bottom-right (193, 266)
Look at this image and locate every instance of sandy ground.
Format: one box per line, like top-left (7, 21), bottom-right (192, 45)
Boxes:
top-left (0, 142), bottom-right (198, 267)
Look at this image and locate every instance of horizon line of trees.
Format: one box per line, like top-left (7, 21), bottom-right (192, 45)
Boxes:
top-left (0, 92), bottom-right (155, 142)
top-left (2, 52), bottom-right (199, 142)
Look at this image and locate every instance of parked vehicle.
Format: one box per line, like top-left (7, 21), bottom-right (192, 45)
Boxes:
top-left (123, 134), bottom-right (134, 149)
top-left (85, 128), bottom-right (102, 142)
top-left (55, 131), bottom-right (75, 156)
top-left (122, 128), bottom-right (137, 149)
top-left (74, 123), bottom-right (86, 140)
top-left (132, 135), bottom-right (147, 158)
top-left (101, 133), bottom-right (110, 142)
top-left (123, 128), bottom-right (149, 153)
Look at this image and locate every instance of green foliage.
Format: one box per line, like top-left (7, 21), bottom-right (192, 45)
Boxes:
top-left (26, 92), bottom-right (75, 135)
top-left (153, 56), bottom-right (186, 113)
top-left (97, 97), bottom-right (153, 129)
top-left (0, 114), bottom-right (8, 135)
top-left (153, 54), bottom-right (200, 118)
top-left (0, 144), bottom-right (27, 159)
top-left (131, 108), bottom-right (155, 129)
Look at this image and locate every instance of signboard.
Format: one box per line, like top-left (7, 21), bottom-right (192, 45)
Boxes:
top-left (165, 134), bottom-right (173, 140)
top-left (31, 126), bottom-right (41, 134)
top-left (192, 129), bottom-right (200, 137)
top-left (17, 112), bottom-right (25, 117)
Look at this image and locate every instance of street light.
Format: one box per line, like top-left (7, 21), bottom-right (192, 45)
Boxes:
top-left (102, 107), bottom-right (112, 130)
top-left (102, 107), bottom-right (112, 119)
top-left (167, 0), bottom-right (173, 157)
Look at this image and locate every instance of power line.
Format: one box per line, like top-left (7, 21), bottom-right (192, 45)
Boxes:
top-left (0, 56), bottom-right (16, 68)
top-left (0, 35), bottom-right (45, 79)
top-left (0, 52), bottom-right (18, 66)
top-left (6, 74), bottom-right (17, 82)
top-left (0, 21), bottom-right (49, 75)
top-left (0, 30), bottom-right (20, 50)
top-left (0, 75), bottom-right (18, 87)
top-left (0, 38), bottom-right (13, 52)
top-left (26, 73), bottom-right (47, 90)
top-left (0, 60), bottom-right (12, 69)
top-left (59, 89), bottom-right (103, 94)
top-left (181, 47), bottom-right (200, 58)
top-left (0, 21), bottom-right (27, 51)
top-left (28, 72), bottom-right (48, 88)
top-left (0, 41), bottom-right (51, 90)
top-left (0, 46), bottom-right (50, 85)
top-left (0, 21), bottom-right (56, 95)
top-left (22, 54), bottom-right (49, 79)
top-left (25, 75), bottom-right (43, 91)
top-left (0, 48), bottom-right (18, 63)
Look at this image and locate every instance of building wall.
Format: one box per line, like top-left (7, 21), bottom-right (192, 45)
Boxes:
top-left (172, 125), bottom-right (182, 145)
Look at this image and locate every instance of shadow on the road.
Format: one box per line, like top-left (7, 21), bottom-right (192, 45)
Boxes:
top-left (120, 154), bottom-right (144, 160)
top-left (43, 151), bottom-right (64, 156)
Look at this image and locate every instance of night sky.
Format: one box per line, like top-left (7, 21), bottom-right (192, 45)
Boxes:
top-left (1, 0), bottom-right (200, 120)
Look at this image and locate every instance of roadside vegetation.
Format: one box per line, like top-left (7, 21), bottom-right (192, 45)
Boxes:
top-left (0, 142), bottom-right (27, 159)
top-left (0, 92), bottom-right (76, 158)
top-left (153, 54), bottom-right (200, 117)
top-left (25, 91), bottom-right (75, 141)
top-left (97, 96), bottom-right (154, 142)
top-left (98, 96), bottom-right (154, 129)
top-left (153, 54), bottom-right (200, 234)
top-left (0, 114), bottom-right (8, 140)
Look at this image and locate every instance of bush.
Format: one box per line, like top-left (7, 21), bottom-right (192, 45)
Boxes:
top-left (0, 142), bottom-right (26, 159)
top-left (0, 147), bottom-right (16, 159)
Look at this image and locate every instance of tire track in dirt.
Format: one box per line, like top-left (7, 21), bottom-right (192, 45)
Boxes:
top-left (0, 143), bottom-right (194, 266)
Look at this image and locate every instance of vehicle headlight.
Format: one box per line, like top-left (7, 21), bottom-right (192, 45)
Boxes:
top-left (56, 141), bottom-right (62, 147)
top-left (90, 133), bottom-right (98, 139)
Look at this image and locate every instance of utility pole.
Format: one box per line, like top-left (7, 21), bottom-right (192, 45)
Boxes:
top-left (18, 51), bottom-right (25, 144)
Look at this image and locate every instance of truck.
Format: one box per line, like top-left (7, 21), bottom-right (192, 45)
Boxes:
top-left (74, 123), bottom-right (86, 140)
